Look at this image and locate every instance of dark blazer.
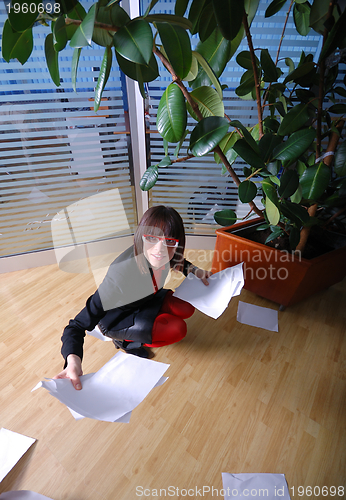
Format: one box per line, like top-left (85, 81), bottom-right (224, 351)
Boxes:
top-left (61, 246), bottom-right (192, 361)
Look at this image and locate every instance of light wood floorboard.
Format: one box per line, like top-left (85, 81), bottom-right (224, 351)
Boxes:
top-left (0, 249), bottom-right (345, 499)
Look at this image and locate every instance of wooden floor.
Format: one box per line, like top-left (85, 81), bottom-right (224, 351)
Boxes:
top-left (1, 248), bottom-right (345, 500)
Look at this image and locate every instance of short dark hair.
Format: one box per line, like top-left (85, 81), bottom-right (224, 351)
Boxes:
top-left (134, 206), bottom-right (185, 273)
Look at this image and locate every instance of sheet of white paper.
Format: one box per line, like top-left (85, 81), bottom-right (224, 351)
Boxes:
top-left (0, 429), bottom-right (36, 483)
top-left (222, 473), bottom-right (291, 500)
top-left (32, 352), bottom-right (169, 422)
top-left (237, 301), bottom-right (279, 332)
top-left (173, 263), bottom-right (244, 319)
top-left (86, 325), bottom-right (112, 342)
top-left (0, 492), bottom-right (54, 500)
top-left (67, 375), bottom-right (168, 422)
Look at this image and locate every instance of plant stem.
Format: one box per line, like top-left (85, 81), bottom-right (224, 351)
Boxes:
top-left (243, 12), bottom-right (263, 138)
top-left (316, 0), bottom-right (336, 159)
top-left (275, 0), bottom-right (294, 66)
top-left (65, 17), bottom-right (118, 32)
top-left (262, 0), bottom-right (294, 110)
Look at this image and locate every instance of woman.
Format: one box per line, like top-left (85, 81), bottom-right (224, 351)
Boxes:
top-left (55, 206), bottom-right (212, 390)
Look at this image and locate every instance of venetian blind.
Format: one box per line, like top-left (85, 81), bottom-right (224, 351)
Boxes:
top-left (0, 0), bottom-right (137, 258)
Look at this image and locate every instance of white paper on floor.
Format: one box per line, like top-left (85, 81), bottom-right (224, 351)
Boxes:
top-left (237, 301), bottom-right (279, 331)
top-left (0, 429), bottom-right (36, 483)
top-left (222, 473), bottom-right (291, 499)
top-left (32, 351), bottom-right (169, 423)
top-left (0, 492), bottom-right (54, 500)
top-left (173, 263), bottom-right (244, 319)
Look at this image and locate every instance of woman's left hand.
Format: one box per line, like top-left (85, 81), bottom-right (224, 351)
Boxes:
top-left (193, 267), bottom-right (213, 286)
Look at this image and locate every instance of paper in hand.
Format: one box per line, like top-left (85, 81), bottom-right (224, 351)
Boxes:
top-left (222, 473), bottom-right (291, 499)
top-left (0, 428), bottom-right (36, 483)
top-left (32, 352), bottom-right (169, 423)
top-left (86, 324), bottom-right (112, 341)
top-left (173, 263), bottom-right (244, 319)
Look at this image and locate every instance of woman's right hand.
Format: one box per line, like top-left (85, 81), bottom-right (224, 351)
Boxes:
top-left (53, 354), bottom-right (83, 390)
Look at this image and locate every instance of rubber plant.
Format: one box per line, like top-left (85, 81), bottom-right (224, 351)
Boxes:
top-left (2, 0), bottom-right (346, 255)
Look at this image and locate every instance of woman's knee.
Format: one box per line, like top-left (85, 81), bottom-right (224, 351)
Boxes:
top-left (152, 313), bottom-right (187, 344)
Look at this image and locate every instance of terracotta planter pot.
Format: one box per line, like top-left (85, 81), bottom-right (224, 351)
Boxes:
top-left (211, 218), bottom-right (346, 308)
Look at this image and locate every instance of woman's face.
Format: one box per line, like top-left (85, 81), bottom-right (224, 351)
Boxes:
top-left (143, 235), bottom-right (177, 269)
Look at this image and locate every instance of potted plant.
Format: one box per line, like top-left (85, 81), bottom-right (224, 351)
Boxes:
top-left (2, 0), bottom-right (346, 307)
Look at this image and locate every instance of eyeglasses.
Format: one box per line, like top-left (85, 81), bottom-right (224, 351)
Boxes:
top-left (142, 234), bottom-right (179, 248)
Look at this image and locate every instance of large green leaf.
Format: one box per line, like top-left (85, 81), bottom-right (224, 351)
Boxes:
top-left (265, 197), bottom-right (280, 225)
top-left (58, 0), bottom-right (80, 15)
top-left (278, 170), bottom-right (299, 198)
top-left (190, 116), bottom-right (229, 156)
top-left (175, 0), bottom-right (189, 17)
top-left (183, 53), bottom-right (199, 81)
top-left (140, 165), bottom-right (159, 191)
top-left (260, 49), bottom-right (278, 82)
top-left (186, 86), bottom-right (224, 121)
top-left (328, 104), bottom-right (346, 114)
top-left (93, 2), bottom-right (130, 47)
top-left (214, 209), bottom-right (237, 226)
top-left (238, 180), bottom-right (257, 202)
top-left (115, 51), bottom-right (159, 82)
top-left (156, 22), bottom-right (192, 79)
top-left (45, 33), bottom-right (60, 86)
top-left (214, 131), bottom-right (239, 164)
top-left (233, 138), bottom-right (266, 170)
top-left (283, 61), bottom-right (315, 84)
top-left (334, 141), bottom-right (346, 176)
top-left (262, 179), bottom-right (279, 206)
top-left (258, 133), bottom-right (282, 162)
top-left (145, 14), bottom-right (192, 30)
top-left (273, 128), bottom-right (316, 162)
top-left (189, 29), bottom-right (234, 90)
top-left (300, 162), bottom-right (331, 200)
top-left (198, 4), bottom-right (218, 42)
top-left (192, 51), bottom-right (223, 99)
top-left (94, 45), bottom-right (112, 112)
top-left (290, 184), bottom-right (303, 204)
top-left (289, 226), bottom-right (301, 250)
top-left (236, 50), bottom-right (258, 70)
top-left (71, 47), bottom-right (82, 92)
top-left (188, 0), bottom-right (209, 34)
top-left (158, 156), bottom-right (172, 167)
top-left (319, 8), bottom-right (346, 61)
top-left (66, 0), bottom-right (87, 21)
top-left (293, 2), bottom-right (311, 36)
top-left (229, 120), bottom-right (259, 153)
top-left (53, 16), bottom-right (68, 52)
top-left (70, 3), bottom-right (96, 48)
top-left (8, 0), bottom-right (40, 32)
top-left (280, 200), bottom-right (310, 224)
top-left (235, 69), bottom-right (256, 97)
top-left (310, 0), bottom-right (339, 35)
top-left (113, 19), bottom-right (153, 65)
top-left (265, 0), bottom-right (287, 17)
top-left (212, 0), bottom-right (244, 41)
top-left (1, 20), bottom-right (33, 64)
top-left (277, 103), bottom-right (310, 136)
top-left (157, 84), bottom-right (187, 143)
